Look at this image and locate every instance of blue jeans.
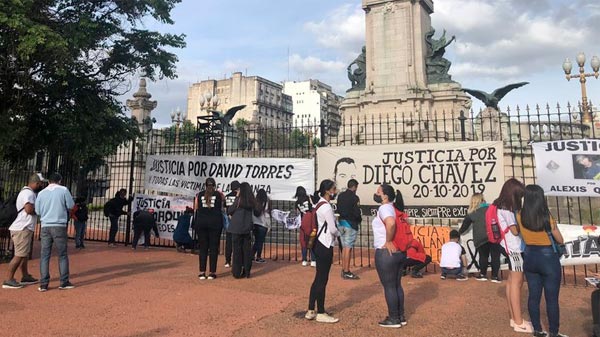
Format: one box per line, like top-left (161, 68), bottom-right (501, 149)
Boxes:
top-left (301, 247), bottom-right (315, 262)
top-left (441, 266), bottom-right (463, 276)
top-left (524, 245), bottom-right (562, 334)
top-left (40, 226), bottom-right (70, 286)
top-left (375, 249), bottom-right (406, 320)
top-left (252, 225), bottom-right (268, 259)
top-left (74, 220), bottom-right (86, 247)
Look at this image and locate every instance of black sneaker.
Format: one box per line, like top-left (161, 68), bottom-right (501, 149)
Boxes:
top-left (549, 333), bottom-right (568, 337)
top-left (491, 276), bottom-right (502, 284)
top-left (411, 271), bottom-right (423, 278)
top-left (59, 282), bottom-right (75, 290)
top-left (2, 279), bottom-right (23, 289)
top-left (20, 275), bottom-right (39, 285)
top-left (38, 284), bottom-right (48, 292)
top-left (440, 273), bottom-right (447, 280)
top-left (456, 274), bottom-right (468, 281)
top-left (342, 271), bottom-right (360, 280)
top-left (207, 273), bottom-right (217, 280)
top-left (533, 331), bottom-right (548, 337)
top-left (475, 274), bottom-right (488, 281)
top-left (80, 244), bottom-right (86, 249)
top-left (399, 315), bottom-right (408, 326)
top-left (378, 317), bottom-right (402, 328)
top-left (198, 273), bottom-right (207, 280)
top-left (255, 258), bottom-right (266, 264)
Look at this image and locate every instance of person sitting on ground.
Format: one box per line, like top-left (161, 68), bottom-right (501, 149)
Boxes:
top-left (403, 239), bottom-right (432, 278)
top-left (440, 230), bottom-right (468, 281)
top-left (173, 207), bottom-right (195, 252)
top-left (132, 208), bottom-right (159, 250)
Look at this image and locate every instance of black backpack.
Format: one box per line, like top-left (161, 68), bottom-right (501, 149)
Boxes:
top-left (0, 189), bottom-right (26, 227)
top-left (75, 204), bottom-right (89, 222)
top-left (103, 199), bottom-right (113, 217)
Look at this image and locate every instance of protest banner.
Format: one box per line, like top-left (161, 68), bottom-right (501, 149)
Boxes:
top-left (317, 141), bottom-right (505, 218)
top-left (144, 155), bottom-right (314, 200)
top-left (532, 139), bottom-right (600, 197)
top-left (411, 225), bottom-right (450, 264)
top-left (132, 194), bottom-right (193, 242)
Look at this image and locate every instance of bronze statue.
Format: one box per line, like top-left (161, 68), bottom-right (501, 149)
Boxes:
top-left (347, 46), bottom-right (366, 91)
top-left (425, 29), bottom-right (456, 84)
top-left (210, 105), bottom-right (246, 129)
top-left (462, 82), bottom-right (529, 110)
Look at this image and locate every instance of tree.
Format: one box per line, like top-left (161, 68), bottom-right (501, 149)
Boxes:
top-left (0, 0), bottom-right (186, 167)
top-left (163, 120), bottom-right (196, 145)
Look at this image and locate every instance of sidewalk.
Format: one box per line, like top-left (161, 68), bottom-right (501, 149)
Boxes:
top-left (0, 242), bottom-right (593, 337)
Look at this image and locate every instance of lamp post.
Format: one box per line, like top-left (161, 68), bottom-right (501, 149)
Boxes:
top-left (199, 90), bottom-right (220, 115)
top-left (562, 52), bottom-right (600, 123)
top-left (170, 107), bottom-right (186, 145)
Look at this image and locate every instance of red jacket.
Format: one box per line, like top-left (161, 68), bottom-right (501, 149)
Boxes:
top-left (406, 239), bottom-right (427, 263)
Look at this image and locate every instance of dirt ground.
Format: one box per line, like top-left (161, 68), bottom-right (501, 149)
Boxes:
top-left (0, 241), bottom-right (594, 337)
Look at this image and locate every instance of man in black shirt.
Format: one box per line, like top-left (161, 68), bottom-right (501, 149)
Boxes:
top-left (107, 189), bottom-right (133, 246)
top-left (224, 180), bottom-right (240, 268)
top-left (131, 208), bottom-right (159, 250)
top-left (337, 179), bottom-right (362, 280)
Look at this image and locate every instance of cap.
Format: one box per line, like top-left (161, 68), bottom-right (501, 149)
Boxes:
top-left (230, 180), bottom-right (241, 191)
top-left (30, 173), bottom-right (47, 183)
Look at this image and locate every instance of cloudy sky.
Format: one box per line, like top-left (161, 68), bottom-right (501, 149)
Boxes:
top-left (123, 0), bottom-right (600, 125)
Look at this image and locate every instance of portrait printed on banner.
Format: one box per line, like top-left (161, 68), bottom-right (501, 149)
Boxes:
top-left (333, 157), bottom-right (358, 192)
top-left (573, 154), bottom-right (600, 180)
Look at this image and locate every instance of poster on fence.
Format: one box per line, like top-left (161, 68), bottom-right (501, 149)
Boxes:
top-left (144, 155), bottom-right (314, 200)
top-left (411, 225), bottom-right (450, 264)
top-left (132, 194), bottom-right (194, 242)
top-left (532, 139), bottom-right (600, 197)
top-left (458, 223), bottom-right (600, 271)
top-left (317, 142), bottom-right (505, 218)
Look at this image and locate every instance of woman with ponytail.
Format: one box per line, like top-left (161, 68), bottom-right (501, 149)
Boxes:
top-left (305, 179), bottom-right (340, 324)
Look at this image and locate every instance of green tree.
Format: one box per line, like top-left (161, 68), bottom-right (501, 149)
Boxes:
top-left (0, 0), bottom-right (186, 166)
top-left (163, 120), bottom-right (196, 145)
top-left (235, 118), bottom-right (249, 150)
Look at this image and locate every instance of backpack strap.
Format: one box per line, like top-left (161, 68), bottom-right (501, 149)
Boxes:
top-left (313, 201), bottom-right (328, 240)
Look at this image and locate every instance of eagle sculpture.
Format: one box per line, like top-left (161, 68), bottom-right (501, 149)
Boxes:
top-left (462, 82), bottom-right (529, 110)
top-left (210, 105), bottom-right (246, 128)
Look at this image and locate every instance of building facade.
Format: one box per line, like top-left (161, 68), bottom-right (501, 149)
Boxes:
top-left (283, 80), bottom-right (342, 136)
top-left (187, 72), bottom-right (293, 128)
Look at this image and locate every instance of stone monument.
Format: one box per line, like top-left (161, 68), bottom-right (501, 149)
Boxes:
top-left (339, 0), bottom-right (471, 142)
top-left (126, 78), bottom-right (157, 133)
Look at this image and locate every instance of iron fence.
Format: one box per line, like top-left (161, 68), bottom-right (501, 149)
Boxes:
top-left (1, 102), bottom-right (599, 285)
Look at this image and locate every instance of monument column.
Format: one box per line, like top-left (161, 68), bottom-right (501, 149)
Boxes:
top-left (126, 78), bottom-right (158, 133)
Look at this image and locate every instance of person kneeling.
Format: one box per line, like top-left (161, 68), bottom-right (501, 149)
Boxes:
top-left (440, 230), bottom-right (468, 281)
top-left (403, 239), bottom-right (432, 278)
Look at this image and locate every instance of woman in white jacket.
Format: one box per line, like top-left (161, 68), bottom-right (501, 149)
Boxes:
top-left (305, 179), bottom-right (339, 324)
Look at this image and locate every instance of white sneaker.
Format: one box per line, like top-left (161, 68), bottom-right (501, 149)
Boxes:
top-left (224, 263), bottom-right (231, 268)
top-left (316, 313), bottom-right (339, 324)
top-left (305, 310), bottom-right (317, 320)
top-left (513, 320), bottom-right (534, 333)
top-left (310, 261), bottom-right (317, 267)
top-left (302, 261), bottom-right (308, 267)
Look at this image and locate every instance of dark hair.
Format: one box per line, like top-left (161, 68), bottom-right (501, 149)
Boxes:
top-left (49, 172), bottom-right (62, 184)
top-left (313, 179), bottom-right (335, 200)
top-left (293, 186), bottom-right (308, 199)
top-left (238, 182), bottom-right (257, 209)
top-left (256, 189), bottom-right (269, 212)
top-left (393, 190), bottom-right (404, 212)
top-left (493, 178), bottom-right (525, 211)
top-left (450, 229), bottom-right (460, 239)
top-left (380, 184), bottom-right (396, 203)
top-left (347, 179), bottom-right (359, 189)
top-left (334, 157), bottom-right (355, 177)
top-left (520, 184), bottom-right (551, 232)
top-left (75, 196), bottom-right (86, 204)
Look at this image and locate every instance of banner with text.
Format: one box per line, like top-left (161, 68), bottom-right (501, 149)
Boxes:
top-left (132, 194), bottom-right (194, 242)
top-left (317, 142), bottom-right (505, 218)
top-left (532, 140), bottom-right (600, 197)
top-left (144, 155), bottom-right (314, 200)
top-left (458, 223), bottom-right (600, 270)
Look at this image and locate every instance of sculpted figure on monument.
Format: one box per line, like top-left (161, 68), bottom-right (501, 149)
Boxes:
top-left (347, 46), bottom-right (366, 92)
top-left (425, 29), bottom-right (456, 84)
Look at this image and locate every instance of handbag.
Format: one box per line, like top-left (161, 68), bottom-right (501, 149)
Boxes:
top-left (545, 219), bottom-right (566, 256)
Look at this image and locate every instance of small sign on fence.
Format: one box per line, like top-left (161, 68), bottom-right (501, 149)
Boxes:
top-left (533, 139), bottom-right (600, 197)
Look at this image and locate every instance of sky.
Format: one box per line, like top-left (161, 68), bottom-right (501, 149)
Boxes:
top-left (122, 0), bottom-right (600, 126)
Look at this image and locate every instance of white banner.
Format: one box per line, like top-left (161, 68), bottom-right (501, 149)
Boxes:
top-left (132, 193), bottom-right (194, 241)
top-left (317, 142), bottom-right (505, 218)
top-left (144, 155), bottom-right (314, 200)
top-left (532, 140), bottom-right (600, 197)
top-left (459, 223), bottom-right (600, 271)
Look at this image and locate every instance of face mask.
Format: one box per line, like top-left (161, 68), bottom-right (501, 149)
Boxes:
top-left (373, 193), bottom-right (383, 204)
top-left (330, 192), bottom-right (337, 201)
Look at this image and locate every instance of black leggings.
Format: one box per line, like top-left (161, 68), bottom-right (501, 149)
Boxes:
top-left (232, 233), bottom-right (253, 278)
top-left (308, 241), bottom-right (333, 313)
top-left (375, 249), bottom-right (406, 320)
top-left (593, 289), bottom-right (600, 336)
top-left (197, 227), bottom-right (222, 273)
top-left (478, 242), bottom-right (503, 278)
top-left (132, 226), bottom-right (151, 249)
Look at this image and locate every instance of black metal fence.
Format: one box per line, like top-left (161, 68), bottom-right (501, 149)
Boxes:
top-left (1, 102), bottom-right (599, 284)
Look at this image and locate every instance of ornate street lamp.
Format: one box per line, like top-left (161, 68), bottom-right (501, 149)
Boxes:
top-left (170, 106), bottom-right (186, 145)
top-left (563, 52), bottom-right (600, 123)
